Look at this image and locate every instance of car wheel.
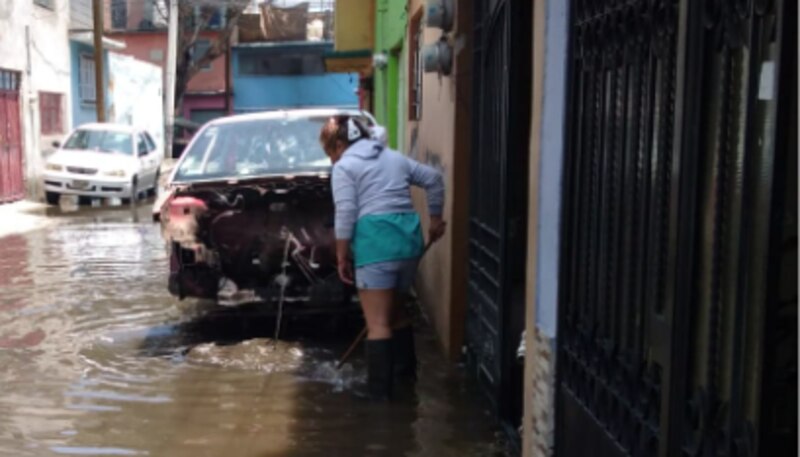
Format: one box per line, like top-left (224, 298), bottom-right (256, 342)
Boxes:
top-left (45, 191), bottom-right (60, 206)
top-left (123, 176), bottom-right (138, 205)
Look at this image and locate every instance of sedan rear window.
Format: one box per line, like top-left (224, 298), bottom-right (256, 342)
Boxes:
top-left (63, 129), bottom-right (133, 155)
top-left (174, 116), bottom-right (332, 182)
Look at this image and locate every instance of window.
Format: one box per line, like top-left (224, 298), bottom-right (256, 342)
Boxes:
top-left (137, 134), bottom-right (149, 156)
top-left (64, 129), bottom-right (133, 155)
top-left (111, 0), bottom-right (128, 29)
top-left (408, 13), bottom-right (423, 120)
top-left (192, 40), bottom-right (212, 70)
top-left (79, 55), bottom-right (96, 102)
top-left (0, 70), bottom-right (20, 92)
top-left (39, 92), bottom-right (63, 135)
top-left (173, 116), bottom-right (332, 182)
top-left (144, 132), bottom-right (157, 151)
top-left (239, 53), bottom-right (325, 76)
top-left (33, 0), bottom-right (54, 10)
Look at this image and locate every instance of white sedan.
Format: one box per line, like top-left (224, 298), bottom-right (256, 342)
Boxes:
top-left (43, 124), bottom-right (163, 205)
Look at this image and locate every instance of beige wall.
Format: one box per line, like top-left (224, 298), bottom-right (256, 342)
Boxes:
top-left (404, 0), bottom-right (472, 359)
top-left (334, 0), bottom-right (374, 51)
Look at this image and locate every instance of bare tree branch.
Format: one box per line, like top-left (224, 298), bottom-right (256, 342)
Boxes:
top-left (172, 0), bottom-right (249, 112)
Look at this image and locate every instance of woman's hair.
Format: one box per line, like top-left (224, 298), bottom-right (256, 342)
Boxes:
top-left (319, 115), bottom-right (371, 153)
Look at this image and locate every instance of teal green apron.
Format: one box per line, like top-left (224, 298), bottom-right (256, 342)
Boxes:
top-left (352, 213), bottom-right (424, 267)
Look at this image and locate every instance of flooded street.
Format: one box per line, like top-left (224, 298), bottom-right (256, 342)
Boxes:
top-left (0, 202), bottom-right (508, 457)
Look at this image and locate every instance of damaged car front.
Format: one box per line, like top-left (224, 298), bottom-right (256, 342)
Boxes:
top-left (157, 110), bottom-right (354, 314)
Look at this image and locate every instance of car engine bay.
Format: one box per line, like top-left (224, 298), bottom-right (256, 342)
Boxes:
top-left (161, 175), bottom-right (348, 309)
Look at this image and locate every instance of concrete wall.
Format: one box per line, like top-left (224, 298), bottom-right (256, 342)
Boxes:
top-left (404, 0), bottom-right (472, 358)
top-left (107, 53), bottom-right (164, 146)
top-left (70, 0), bottom-right (92, 30)
top-left (334, 0), bottom-right (374, 52)
top-left (106, 31), bottom-right (227, 93)
top-left (182, 95), bottom-right (227, 121)
top-left (231, 47), bottom-right (358, 111)
top-left (0, 0), bottom-right (73, 199)
top-left (69, 41), bottom-right (111, 128)
top-left (522, 0), bottom-right (569, 455)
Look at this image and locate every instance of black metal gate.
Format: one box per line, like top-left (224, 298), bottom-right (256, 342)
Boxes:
top-left (556, 0), bottom-right (796, 456)
top-left (466, 0), bottom-right (532, 432)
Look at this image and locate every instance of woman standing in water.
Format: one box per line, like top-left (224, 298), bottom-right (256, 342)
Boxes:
top-left (320, 115), bottom-right (446, 400)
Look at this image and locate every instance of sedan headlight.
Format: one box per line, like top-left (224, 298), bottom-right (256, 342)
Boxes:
top-left (103, 169), bottom-right (127, 177)
top-left (45, 163), bottom-right (63, 172)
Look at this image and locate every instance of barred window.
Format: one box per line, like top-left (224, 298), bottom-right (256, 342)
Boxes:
top-left (39, 92), bottom-right (63, 135)
top-left (79, 55), bottom-right (96, 102)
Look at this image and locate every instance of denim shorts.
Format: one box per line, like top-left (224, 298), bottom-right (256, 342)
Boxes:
top-left (355, 259), bottom-right (419, 291)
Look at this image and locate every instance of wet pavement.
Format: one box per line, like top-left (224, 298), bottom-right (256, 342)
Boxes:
top-left (0, 201), bottom-right (509, 456)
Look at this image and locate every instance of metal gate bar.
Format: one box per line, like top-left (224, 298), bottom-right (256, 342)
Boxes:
top-left (556, 0), bottom-right (795, 456)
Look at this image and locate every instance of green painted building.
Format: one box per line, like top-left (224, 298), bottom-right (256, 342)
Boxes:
top-left (373, 0), bottom-right (408, 149)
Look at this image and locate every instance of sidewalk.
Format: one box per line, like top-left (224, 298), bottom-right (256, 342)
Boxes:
top-left (0, 200), bottom-right (54, 239)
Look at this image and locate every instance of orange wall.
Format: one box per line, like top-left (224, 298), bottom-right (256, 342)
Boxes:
top-left (107, 31), bottom-right (227, 93)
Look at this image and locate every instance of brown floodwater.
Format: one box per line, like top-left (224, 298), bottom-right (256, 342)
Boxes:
top-left (0, 201), bottom-right (509, 457)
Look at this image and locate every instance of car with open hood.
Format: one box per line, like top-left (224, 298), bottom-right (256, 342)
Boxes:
top-left (155, 108), bottom-right (381, 313)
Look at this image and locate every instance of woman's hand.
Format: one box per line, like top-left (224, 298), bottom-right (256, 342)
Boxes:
top-left (429, 216), bottom-right (447, 244)
top-left (335, 239), bottom-right (354, 285)
top-left (337, 259), bottom-right (354, 285)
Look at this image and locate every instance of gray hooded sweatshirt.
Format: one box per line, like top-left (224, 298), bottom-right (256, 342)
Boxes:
top-left (332, 139), bottom-right (445, 241)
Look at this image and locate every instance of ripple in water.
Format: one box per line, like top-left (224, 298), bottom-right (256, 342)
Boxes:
top-left (185, 338), bottom-right (304, 373)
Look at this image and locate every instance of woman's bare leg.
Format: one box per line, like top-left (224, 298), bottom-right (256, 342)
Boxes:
top-left (358, 289), bottom-right (395, 340)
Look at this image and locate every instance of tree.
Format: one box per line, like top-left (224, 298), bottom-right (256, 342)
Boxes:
top-left (156, 0), bottom-right (249, 112)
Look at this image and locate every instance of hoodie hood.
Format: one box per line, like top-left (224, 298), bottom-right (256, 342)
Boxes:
top-left (342, 139), bottom-right (383, 161)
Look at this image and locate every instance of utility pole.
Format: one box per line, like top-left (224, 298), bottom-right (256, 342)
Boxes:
top-left (164, 0), bottom-right (179, 159)
top-left (92, 0), bottom-right (106, 122)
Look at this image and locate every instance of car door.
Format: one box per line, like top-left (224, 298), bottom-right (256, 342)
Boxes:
top-left (144, 132), bottom-right (162, 188)
top-left (135, 133), bottom-right (156, 187)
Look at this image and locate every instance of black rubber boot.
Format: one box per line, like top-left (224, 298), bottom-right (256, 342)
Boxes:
top-left (392, 326), bottom-right (417, 381)
top-left (364, 339), bottom-right (393, 401)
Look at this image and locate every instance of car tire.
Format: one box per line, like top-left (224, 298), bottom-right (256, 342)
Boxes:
top-left (123, 176), bottom-right (138, 205)
top-left (45, 191), bottom-right (60, 206)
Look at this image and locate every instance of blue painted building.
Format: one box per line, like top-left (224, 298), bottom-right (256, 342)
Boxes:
top-left (68, 34), bottom-right (116, 127)
top-left (231, 41), bottom-right (358, 112)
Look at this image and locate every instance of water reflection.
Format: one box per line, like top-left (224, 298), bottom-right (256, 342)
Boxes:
top-left (0, 202), bottom-right (507, 456)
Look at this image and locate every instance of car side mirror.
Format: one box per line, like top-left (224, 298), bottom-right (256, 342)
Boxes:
top-left (138, 149), bottom-right (148, 157)
top-left (52, 141), bottom-right (60, 148)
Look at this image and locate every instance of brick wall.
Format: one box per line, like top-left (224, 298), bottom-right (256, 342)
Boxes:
top-left (527, 326), bottom-right (556, 457)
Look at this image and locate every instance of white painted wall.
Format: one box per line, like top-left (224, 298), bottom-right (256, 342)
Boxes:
top-left (70, 0), bottom-right (93, 30)
top-left (0, 0), bottom-right (73, 199)
top-left (108, 53), bottom-right (164, 148)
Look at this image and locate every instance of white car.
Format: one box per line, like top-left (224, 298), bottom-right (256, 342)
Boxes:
top-left (43, 123), bottom-right (163, 205)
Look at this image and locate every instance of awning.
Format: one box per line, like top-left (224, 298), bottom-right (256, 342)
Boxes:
top-left (69, 31), bottom-right (126, 50)
top-left (323, 49), bottom-right (372, 75)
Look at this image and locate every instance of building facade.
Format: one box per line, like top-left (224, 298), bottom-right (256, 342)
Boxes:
top-left (0, 0), bottom-right (73, 202)
top-left (105, 0), bottom-right (230, 125)
top-left (231, 42), bottom-right (358, 112)
top-left (335, 1), bottom-right (797, 456)
top-left (68, 34), bottom-right (121, 128)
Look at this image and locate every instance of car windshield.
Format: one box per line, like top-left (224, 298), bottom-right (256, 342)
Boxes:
top-left (173, 115), bottom-right (337, 182)
top-left (63, 129), bottom-right (133, 155)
